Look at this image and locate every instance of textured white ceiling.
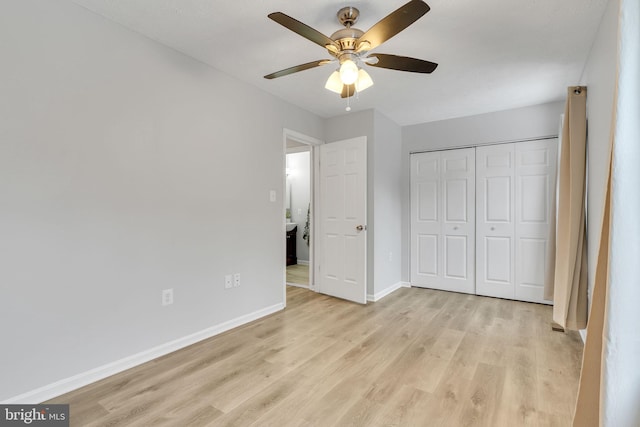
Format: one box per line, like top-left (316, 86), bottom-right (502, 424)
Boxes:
top-left (71, 0), bottom-right (608, 126)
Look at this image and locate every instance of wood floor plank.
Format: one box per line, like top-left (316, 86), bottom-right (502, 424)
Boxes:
top-left (374, 385), bottom-right (434, 426)
top-left (47, 286), bottom-right (584, 426)
top-left (457, 362), bottom-right (507, 426)
top-left (247, 342), bottom-right (355, 426)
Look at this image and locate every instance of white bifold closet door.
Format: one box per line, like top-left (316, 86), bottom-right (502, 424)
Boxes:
top-left (410, 148), bottom-right (475, 294)
top-left (475, 144), bottom-right (516, 299)
top-left (514, 140), bottom-right (558, 303)
top-left (476, 139), bottom-right (558, 303)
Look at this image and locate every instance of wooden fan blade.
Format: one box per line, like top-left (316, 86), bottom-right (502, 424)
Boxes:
top-left (264, 60), bottom-right (331, 79)
top-left (357, 0), bottom-right (430, 51)
top-left (367, 54), bottom-right (438, 73)
top-left (269, 12), bottom-right (339, 50)
top-left (341, 84), bottom-right (355, 98)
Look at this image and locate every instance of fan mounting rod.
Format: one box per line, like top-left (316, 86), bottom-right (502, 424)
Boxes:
top-left (337, 7), bottom-right (359, 27)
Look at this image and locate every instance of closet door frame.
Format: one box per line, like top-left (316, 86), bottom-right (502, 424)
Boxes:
top-left (409, 138), bottom-right (558, 305)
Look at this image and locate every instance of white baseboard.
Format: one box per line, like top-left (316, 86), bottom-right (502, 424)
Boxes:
top-left (3, 302), bottom-right (285, 405)
top-left (296, 260), bottom-right (310, 266)
top-left (367, 281), bottom-right (409, 302)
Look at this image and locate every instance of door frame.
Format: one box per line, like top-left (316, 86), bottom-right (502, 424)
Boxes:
top-left (282, 129), bottom-right (323, 304)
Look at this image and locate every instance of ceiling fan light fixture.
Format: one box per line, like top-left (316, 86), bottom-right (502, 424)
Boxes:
top-left (339, 59), bottom-right (359, 85)
top-left (355, 69), bottom-right (373, 92)
top-left (265, 1), bottom-right (438, 101)
top-left (325, 71), bottom-right (344, 94)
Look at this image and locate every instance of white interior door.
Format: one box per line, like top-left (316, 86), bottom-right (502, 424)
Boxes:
top-left (476, 144), bottom-right (516, 299)
top-left (515, 139), bottom-right (558, 303)
top-left (411, 148), bottom-right (475, 294)
top-left (318, 137), bottom-right (367, 304)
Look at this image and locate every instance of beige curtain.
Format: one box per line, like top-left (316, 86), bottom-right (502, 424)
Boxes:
top-left (573, 0), bottom-right (640, 424)
top-left (549, 87), bottom-right (588, 330)
top-left (573, 157), bottom-right (610, 426)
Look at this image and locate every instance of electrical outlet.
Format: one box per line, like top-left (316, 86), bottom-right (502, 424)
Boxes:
top-left (225, 274), bottom-right (233, 289)
top-left (162, 288), bottom-right (173, 306)
top-left (233, 273), bottom-right (241, 287)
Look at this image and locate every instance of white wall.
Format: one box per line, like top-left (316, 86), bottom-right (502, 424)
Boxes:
top-left (286, 151), bottom-right (311, 262)
top-left (0, 0), bottom-right (324, 402)
top-left (400, 102), bottom-right (565, 281)
top-left (580, 0), bottom-right (619, 304)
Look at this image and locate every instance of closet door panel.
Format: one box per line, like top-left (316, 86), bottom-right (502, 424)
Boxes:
top-left (441, 148), bottom-right (475, 292)
top-left (485, 236), bottom-right (511, 283)
top-left (416, 234), bottom-right (438, 277)
top-left (486, 177), bottom-right (512, 222)
top-left (445, 235), bottom-right (468, 279)
top-left (411, 149), bottom-right (475, 294)
top-left (476, 144), bottom-right (516, 299)
top-left (515, 139), bottom-right (557, 303)
top-left (411, 152), bottom-right (442, 287)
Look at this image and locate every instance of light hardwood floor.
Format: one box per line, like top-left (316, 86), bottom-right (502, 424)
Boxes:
top-left (48, 287), bottom-right (583, 426)
top-left (286, 264), bottom-right (309, 286)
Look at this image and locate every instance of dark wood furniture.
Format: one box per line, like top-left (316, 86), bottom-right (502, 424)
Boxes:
top-left (286, 226), bottom-right (297, 266)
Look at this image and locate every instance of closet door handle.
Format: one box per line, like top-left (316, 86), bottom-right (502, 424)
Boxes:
top-left (490, 226), bottom-right (496, 231)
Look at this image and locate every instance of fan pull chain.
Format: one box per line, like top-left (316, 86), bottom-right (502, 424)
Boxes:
top-left (346, 90), bottom-right (351, 112)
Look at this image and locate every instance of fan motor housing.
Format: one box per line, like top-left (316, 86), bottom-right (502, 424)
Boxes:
top-left (330, 27), bottom-right (364, 53)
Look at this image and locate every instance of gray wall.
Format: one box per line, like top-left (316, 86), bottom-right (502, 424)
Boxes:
top-left (372, 111), bottom-right (403, 294)
top-left (580, 0), bottom-right (619, 305)
top-left (0, 0), bottom-right (324, 401)
top-left (400, 102), bottom-right (565, 282)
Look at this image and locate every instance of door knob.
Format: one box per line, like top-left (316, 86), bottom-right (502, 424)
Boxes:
top-left (453, 226), bottom-right (459, 230)
top-left (356, 225), bottom-right (366, 231)
top-left (491, 226), bottom-right (496, 230)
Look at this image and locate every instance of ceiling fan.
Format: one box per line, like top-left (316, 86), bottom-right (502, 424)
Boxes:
top-left (264, 0), bottom-right (438, 99)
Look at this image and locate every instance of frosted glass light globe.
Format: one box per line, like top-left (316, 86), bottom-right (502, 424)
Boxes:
top-left (339, 60), bottom-right (359, 85)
